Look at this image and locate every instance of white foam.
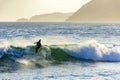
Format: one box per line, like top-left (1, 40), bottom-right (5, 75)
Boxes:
top-left (64, 40), bottom-right (120, 61)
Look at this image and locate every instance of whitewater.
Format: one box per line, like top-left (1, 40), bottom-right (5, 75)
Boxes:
top-left (0, 22), bottom-right (120, 80)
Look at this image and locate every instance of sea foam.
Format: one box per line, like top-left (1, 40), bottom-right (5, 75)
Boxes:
top-left (64, 40), bottom-right (120, 61)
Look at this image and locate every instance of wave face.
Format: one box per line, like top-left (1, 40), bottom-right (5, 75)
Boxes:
top-left (1, 39), bottom-right (120, 63)
top-left (0, 44), bottom-right (72, 69)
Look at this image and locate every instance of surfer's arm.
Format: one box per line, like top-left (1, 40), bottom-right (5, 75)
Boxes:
top-left (34, 42), bottom-right (37, 44)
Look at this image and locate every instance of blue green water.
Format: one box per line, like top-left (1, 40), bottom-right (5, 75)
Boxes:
top-left (0, 22), bottom-right (120, 80)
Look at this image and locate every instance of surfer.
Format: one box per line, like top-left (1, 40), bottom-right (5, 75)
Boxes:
top-left (34, 39), bottom-right (42, 53)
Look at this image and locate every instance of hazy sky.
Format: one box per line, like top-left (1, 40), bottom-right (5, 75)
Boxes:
top-left (0, 0), bottom-right (90, 21)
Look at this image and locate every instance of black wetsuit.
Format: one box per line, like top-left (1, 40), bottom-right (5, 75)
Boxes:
top-left (35, 40), bottom-right (41, 53)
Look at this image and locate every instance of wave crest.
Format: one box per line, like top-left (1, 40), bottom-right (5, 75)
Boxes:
top-left (65, 40), bottom-right (120, 61)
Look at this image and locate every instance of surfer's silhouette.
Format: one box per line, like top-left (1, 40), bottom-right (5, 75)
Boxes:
top-left (34, 39), bottom-right (42, 53)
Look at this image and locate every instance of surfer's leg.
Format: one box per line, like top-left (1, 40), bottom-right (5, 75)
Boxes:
top-left (35, 47), bottom-right (38, 53)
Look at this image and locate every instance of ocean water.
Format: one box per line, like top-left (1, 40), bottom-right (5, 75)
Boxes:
top-left (0, 22), bottom-right (120, 80)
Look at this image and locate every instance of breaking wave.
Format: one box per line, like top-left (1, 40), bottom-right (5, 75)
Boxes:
top-left (1, 38), bottom-right (120, 70)
top-left (64, 40), bottom-right (120, 62)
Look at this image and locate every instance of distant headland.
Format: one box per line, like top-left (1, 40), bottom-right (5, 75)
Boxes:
top-left (17, 0), bottom-right (120, 23)
top-left (67, 0), bottom-right (120, 23)
top-left (16, 12), bottom-right (73, 22)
